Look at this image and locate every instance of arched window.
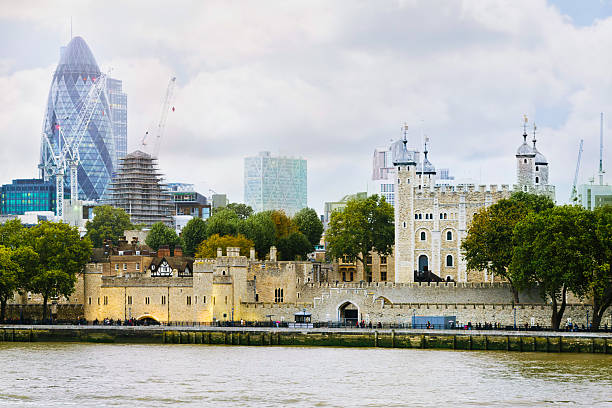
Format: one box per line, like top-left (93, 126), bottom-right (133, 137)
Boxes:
top-left (420, 231), bottom-right (426, 241)
top-left (535, 176), bottom-right (539, 184)
top-left (415, 214), bottom-right (418, 220)
top-left (419, 214), bottom-right (422, 219)
top-left (403, 221), bottom-right (406, 228)
top-left (446, 231), bottom-right (452, 240)
top-left (536, 166), bottom-right (539, 171)
top-left (444, 213), bottom-right (447, 219)
top-left (524, 159), bottom-right (527, 163)
top-left (440, 213), bottom-right (443, 219)
top-left (446, 255), bottom-right (453, 267)
top-left (430, 213), bottom-right (433, 219)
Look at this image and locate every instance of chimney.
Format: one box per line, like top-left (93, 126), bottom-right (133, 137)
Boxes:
top-left (270, 246), bottom-right (277, 262)
top-left (174, 246), bottom-right (183, 257)
top-left (217, 247), bottom-right (223, 258)
top-left (250, 247), bottom-right (256, 261)
top-left (158, 245), bottom-right (170, 257)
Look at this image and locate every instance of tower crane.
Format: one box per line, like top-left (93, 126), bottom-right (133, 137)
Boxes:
top-left (570, 139), bottom-right (584, 202)
top-left (41, 74), bottom-right (108, 218)
top-left (142, 76), bottom-right (176, 158)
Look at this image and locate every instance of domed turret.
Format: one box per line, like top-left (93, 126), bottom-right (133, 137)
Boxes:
top-left (417, 138), bottom-right (436, 175)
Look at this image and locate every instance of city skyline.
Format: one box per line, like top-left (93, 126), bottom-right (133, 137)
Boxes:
top-left (2, 1), bottom-right (612, 213)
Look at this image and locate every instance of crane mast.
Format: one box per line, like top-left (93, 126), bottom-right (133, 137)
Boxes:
top-left (599, 112), bottom-right (605, 186)
top-left (570, 139), bottom-right (584, 202)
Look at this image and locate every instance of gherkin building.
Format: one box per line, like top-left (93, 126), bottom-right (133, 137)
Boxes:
top-left (39, 36), bottom-right (116, 201)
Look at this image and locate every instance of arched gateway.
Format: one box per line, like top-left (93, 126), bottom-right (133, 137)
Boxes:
top-left (338, 301), bottom-right (359, 325)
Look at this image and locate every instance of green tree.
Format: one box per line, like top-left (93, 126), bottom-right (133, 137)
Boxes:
top-left (26, 221), bottom-right (92, 321)
top-left (238, 212), bottom-right (276, 259)
top-left (85, 205), bottom-right (134, 248)
top-left (226, 203), bottom-right (254, 220)
top-left (0, 218), bottom-right (25, 248)
top-left (326, 195), bottom-right (394, 282)
top-left (0, 246), bottom-right (20, 322)
top-left (588, 205), bottom-right (612, 329)
top-left (206, 208), bottom-right (240, 237)
top-left (293, 207), bottom-right (323, 249)
top-left (181, 217), bottom-right (207, 257)
top-left (195, 234), bottom-right (254, 258)
top-left (462, 192), bottom-right (554, 303)
top-left (12, 246), bottom-right (39, 296)
top-left (510, 206), bottom-right (593, 330)
top-left (146, 222), bottom-right (182, 253)
top-left (277, 231), bottom-right (312, 261)
top-left (267, 210), bottom-right (297, 240)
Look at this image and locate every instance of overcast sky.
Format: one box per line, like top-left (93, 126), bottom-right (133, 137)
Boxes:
top-left (1, 0), bottom-right (611, 214)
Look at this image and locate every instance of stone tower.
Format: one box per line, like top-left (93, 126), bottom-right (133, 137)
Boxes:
top-left (516, 121), bottom-right (536, 192)
top-left (393, 128), bottom-right (417, 283)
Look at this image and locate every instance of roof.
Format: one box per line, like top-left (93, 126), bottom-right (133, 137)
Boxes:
top-left (534, 147), bottom-right (548, 165)
top-left (392, 139), bottom-right (417, 166)
top-left (516, 133), bottom-right (535, 157)
top-left (149, 256), bottom-right (194, 272)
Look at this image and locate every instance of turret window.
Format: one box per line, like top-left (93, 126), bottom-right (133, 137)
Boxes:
top-left (446, 231), bottom-right (453, 241)
top-left (535, 166), bottom-right (539, 171)
top-left (524, 159), bottom-right (527, 163)
top-left (420, 231), bottom-right (426, 241)
top-left (535, 176), bottom-right (539, 184)
top-left (446, 255), bottom-right (454, 267)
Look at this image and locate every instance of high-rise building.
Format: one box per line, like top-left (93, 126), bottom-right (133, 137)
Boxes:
top-left (108, 150), bottom-right (173, 227)
top-left (107, 78), bottom-right (128, 163)
top-left (167, 183), bottom-right (211, 219)
top-left (39, 36), bottom-right (127, 201)
top-left (244, 151), bottom-right (307, 216)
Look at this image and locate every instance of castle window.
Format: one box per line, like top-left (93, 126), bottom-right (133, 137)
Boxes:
top-left (187, 296), bottom-right (192, 306)
top-left (203, 296), bottom-right (206, 303)
top-left (97, 297), bottom-right (100, 305)
top-left (342, 271), bottom-right (346, 281)
top-left (123, 263), bottom-right (127, 271)
top-left (415, 214), bottom-right (419, 220)
top-left (350, 271), bottom-right (354, 281)
top-left (440, 213), bottom-right (443, 219)
top-left (161, 295), bottom-right (166, 305)
top-left (195, 296), bottom-right (197, 304)
top-left (381, 270), bottom-right (387, 281)
top-left (297, 292), bottom-right (300, 299)
top-left (115, 264), bottom-right (119, 271)
top-left (103, 296), bottom-right (108, 305)
top-left (535, 176), bottom-right (539, 184)
top-left (398, 167), bottom-right (400, 171)
top-left (403, 222), bottom-right (406, 228)
top-left (127, 296), bottom-right (132, 305)
top-left (255, 294), bottom-right (259, 302)
top-left (420, 231), bottom-right (426, 241)
top-left (446, 255), bottom-right (454, 267)
top-left (524, 159), bottom-right (527, 163)
top-left (366, 255), bottom-right (373, 265)
top-left (430, 213), bottom-right (433, 219)
top-left (398, 179), bottom-right (401, 184)
top-left (274, 288), bottom-right (284, 303)
top-left (145, 297), bottom-right (150, 305)
top-left (380, 256), bottom-right (387, 265)
top-left (419, 214), bottom-right (422, 220)
top-left (224, 296), bottom-right (228, 304)
top-left (425, 214), bottom-right (428, 219)
top-left (418, 185), bottom-right (421, 189)
top-left (536, 166), bottom-right (539, 171)
top-left (213, 296), bottom-right (216, 305)
top-left (135, 263), bottom-right (140, 271)
top-left (447, 231), bottom-right (453, 241)
top-left (444, 213), bottom-right (447, 220)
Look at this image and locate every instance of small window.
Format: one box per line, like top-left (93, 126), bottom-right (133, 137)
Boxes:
top-left (440, 213), bottom-right (443, 219)
top-left (123, 263), bottom-right (127, 271)
top-left (187, 296), bottom-right (192, 306)
top-left (535, 176), bottom-right (539, 184)
top-left (203, 296), bottom-right (206, 303)
top-left (255, 294), bottom-right (259, 302)
top-left (145, 296), bottom-right (150, 305)
top-left (195, 296), bottom-right (197, 304)
top-left (213, 296), bottom-right (216, 305)
top-left (224, 296), bottom-right (228, 304)
top-left (444, 213), bottom-right (447, 220)
top-left (446, 255), bottom-right (453, 267)
top-left (115, 264), bottom-right (119, 271)
top-left (398, 178), bottom-right (401, 184)
top-left (524, 159), bottom-right (527, 163)
top-left (381, 270), bottom-right (387, 281)
top-left (297, 292), bottom-right (300, 299)
top-left (425, 214), bottom-right (429, 220)
top-left (398, 166), bottom-right (400, 171)
top-left (161, 295), bottom-right (166, 305)
top-left (103, 296), bottom-right (108, 305)
top-left (430, 213), bottom-right (433, 219)
top-left (420, 231), bottom-right (426, 241)
top-left (88, 297), bottom-right (92, 305)
top-left (222, 270), bottom-right (226, 275)
top-left (97, 297), bottom-right (100, 305)
top-left (415, 214), bottom-right (419, 220)
top-left (380, 256), bottom-right (387, 265)
top-left (535, 166), bottom-right (539, 171)
top-left (135, 263), bottom-right (140, 271)
top-left (403, 221), bottom-right (406, 228)
top-left (447, 231), bottom-right (453, 241)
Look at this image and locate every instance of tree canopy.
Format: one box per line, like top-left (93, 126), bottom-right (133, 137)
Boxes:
top-left (293, 207), bottom-right (324, 249)
top-left (206, 208), bottom-right (240, 237)
top-left (195, 234), bottom-right (254, 258)
top-left (181, 217), bottom-right (207, 257)
top-left (226, 203), bottom-right (254, 220)
top-left (85, 205), bottom-right (134, 248)
top-left (0, 245), bottom-right (20, 322)
top-left (326, 195), bottom-right (394, 282)
top-left (146, 222), bottom-right (182, 253)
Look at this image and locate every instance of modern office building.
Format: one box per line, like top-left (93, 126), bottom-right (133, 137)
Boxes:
top-left (108, 150), bottom-right (173, 227)
top-left (168, 183), bottom-right (211, 219)
top-left (107, 77), bottom-right (128, 162)
top-left (577, 183), bottom-right (612, 209)
top-left (244, 151), bottom-right (307, 216)
top-left (39, 36), bottom-right (126, 201)
top-left (0, 178), bottom-right (69, 215)
top-left (211, 194), bottom-right (229, 212)
top-left (323, 192), bottom-right (367, 229)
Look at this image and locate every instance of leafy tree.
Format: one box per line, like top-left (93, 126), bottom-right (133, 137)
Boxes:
top-left (26, 221), bottom-right (92, 321)
top-left (146, 222), bottom-right (182, 253)
top-left (267, 210), bottom-right (297, 240)
top-left (293, 207), bottom-right (323, 249)
top-left (326, 195), bottom-right (394, 282)
top-left (0, 218), bottom-right (26, 248)
top-left (238, 212), bottom-right (276, 259)
top-left (226, 203), bottom-right (254, 220)
top-left (206, 208), bottom-right (240, 237)
top-left (181, 217), bottom-right (207, 257)
top-left (588, 205), bottom-right (612, 329)
top-left (195, 234), bottom-right (254, 258)
top-left (277, 231), bottom-right (312, 261)
top-left (85, 205), bottom-right (134, 248)
top-left (0, 246), bottom-right (20, 322)
top-left (510, 206), bottom-right (593, 330)
top-left (12, 246), bottom-right (39, 296)
top-left (462, 192), bottom-right (554, 303)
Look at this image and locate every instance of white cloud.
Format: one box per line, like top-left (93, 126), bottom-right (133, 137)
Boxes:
top-left (0, 0), bottom-right (611, 213)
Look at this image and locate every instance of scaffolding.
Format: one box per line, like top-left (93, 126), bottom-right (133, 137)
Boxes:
top-left (108, 150), bottom-right (173, 227)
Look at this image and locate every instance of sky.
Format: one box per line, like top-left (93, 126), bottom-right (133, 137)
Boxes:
top-left (1, 0), bottom-right (611, 215)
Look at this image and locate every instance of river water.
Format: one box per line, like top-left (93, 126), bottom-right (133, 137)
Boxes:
top-left (0, 343), bottom-right (611, 407)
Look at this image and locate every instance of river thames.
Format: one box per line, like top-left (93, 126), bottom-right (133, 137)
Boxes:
top-left (1, 343), bottom-right (611, 407)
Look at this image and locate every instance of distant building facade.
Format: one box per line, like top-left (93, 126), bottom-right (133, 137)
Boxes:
top-left (244, 151), bottom-right (307, 216)
top-left (577, 183), bottom-right (612, 209)
top-left (108, 150), bottom-right (173, 227)
top-left (168, 183), bottom-right (211, 219)
top-left (107, 77), bottom-right (128, 163)
top-left (323, 192), bottom-right (366, 229)
top-left (1, 178), bottom-right (69, 215)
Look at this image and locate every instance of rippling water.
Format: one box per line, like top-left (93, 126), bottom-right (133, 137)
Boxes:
top-left (0, 343), bottom-right (611, 407)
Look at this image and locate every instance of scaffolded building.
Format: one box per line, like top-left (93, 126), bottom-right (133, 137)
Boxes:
top-left (109, 150), bottom-right (173, 227)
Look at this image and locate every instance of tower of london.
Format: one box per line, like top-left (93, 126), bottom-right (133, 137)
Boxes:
top-left (393, 120), bottom-right (555, 283)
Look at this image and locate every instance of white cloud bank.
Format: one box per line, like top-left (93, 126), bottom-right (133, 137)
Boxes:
top-left (0, 0), bottom-right (611, 213)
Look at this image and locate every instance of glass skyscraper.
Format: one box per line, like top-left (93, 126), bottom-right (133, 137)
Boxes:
top-left (39, 36), bottom-right (126, 201)
top-left (244, 151), bottom-right (307, 216)
top-left (1, 179), bottom-right (69, 215)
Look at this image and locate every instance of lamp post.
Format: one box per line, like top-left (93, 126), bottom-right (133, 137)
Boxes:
top-left (513, 307), bottom-right (517, 330)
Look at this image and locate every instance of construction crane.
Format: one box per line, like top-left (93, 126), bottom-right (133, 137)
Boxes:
top-left (142, 76), bottom-right (176, 158)
top-left (40, 74), bottom-right (108, 218)
top-left (570, 139), bottom-right (584, 202)
top-left (599, 112), bottom-right (605, 186)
